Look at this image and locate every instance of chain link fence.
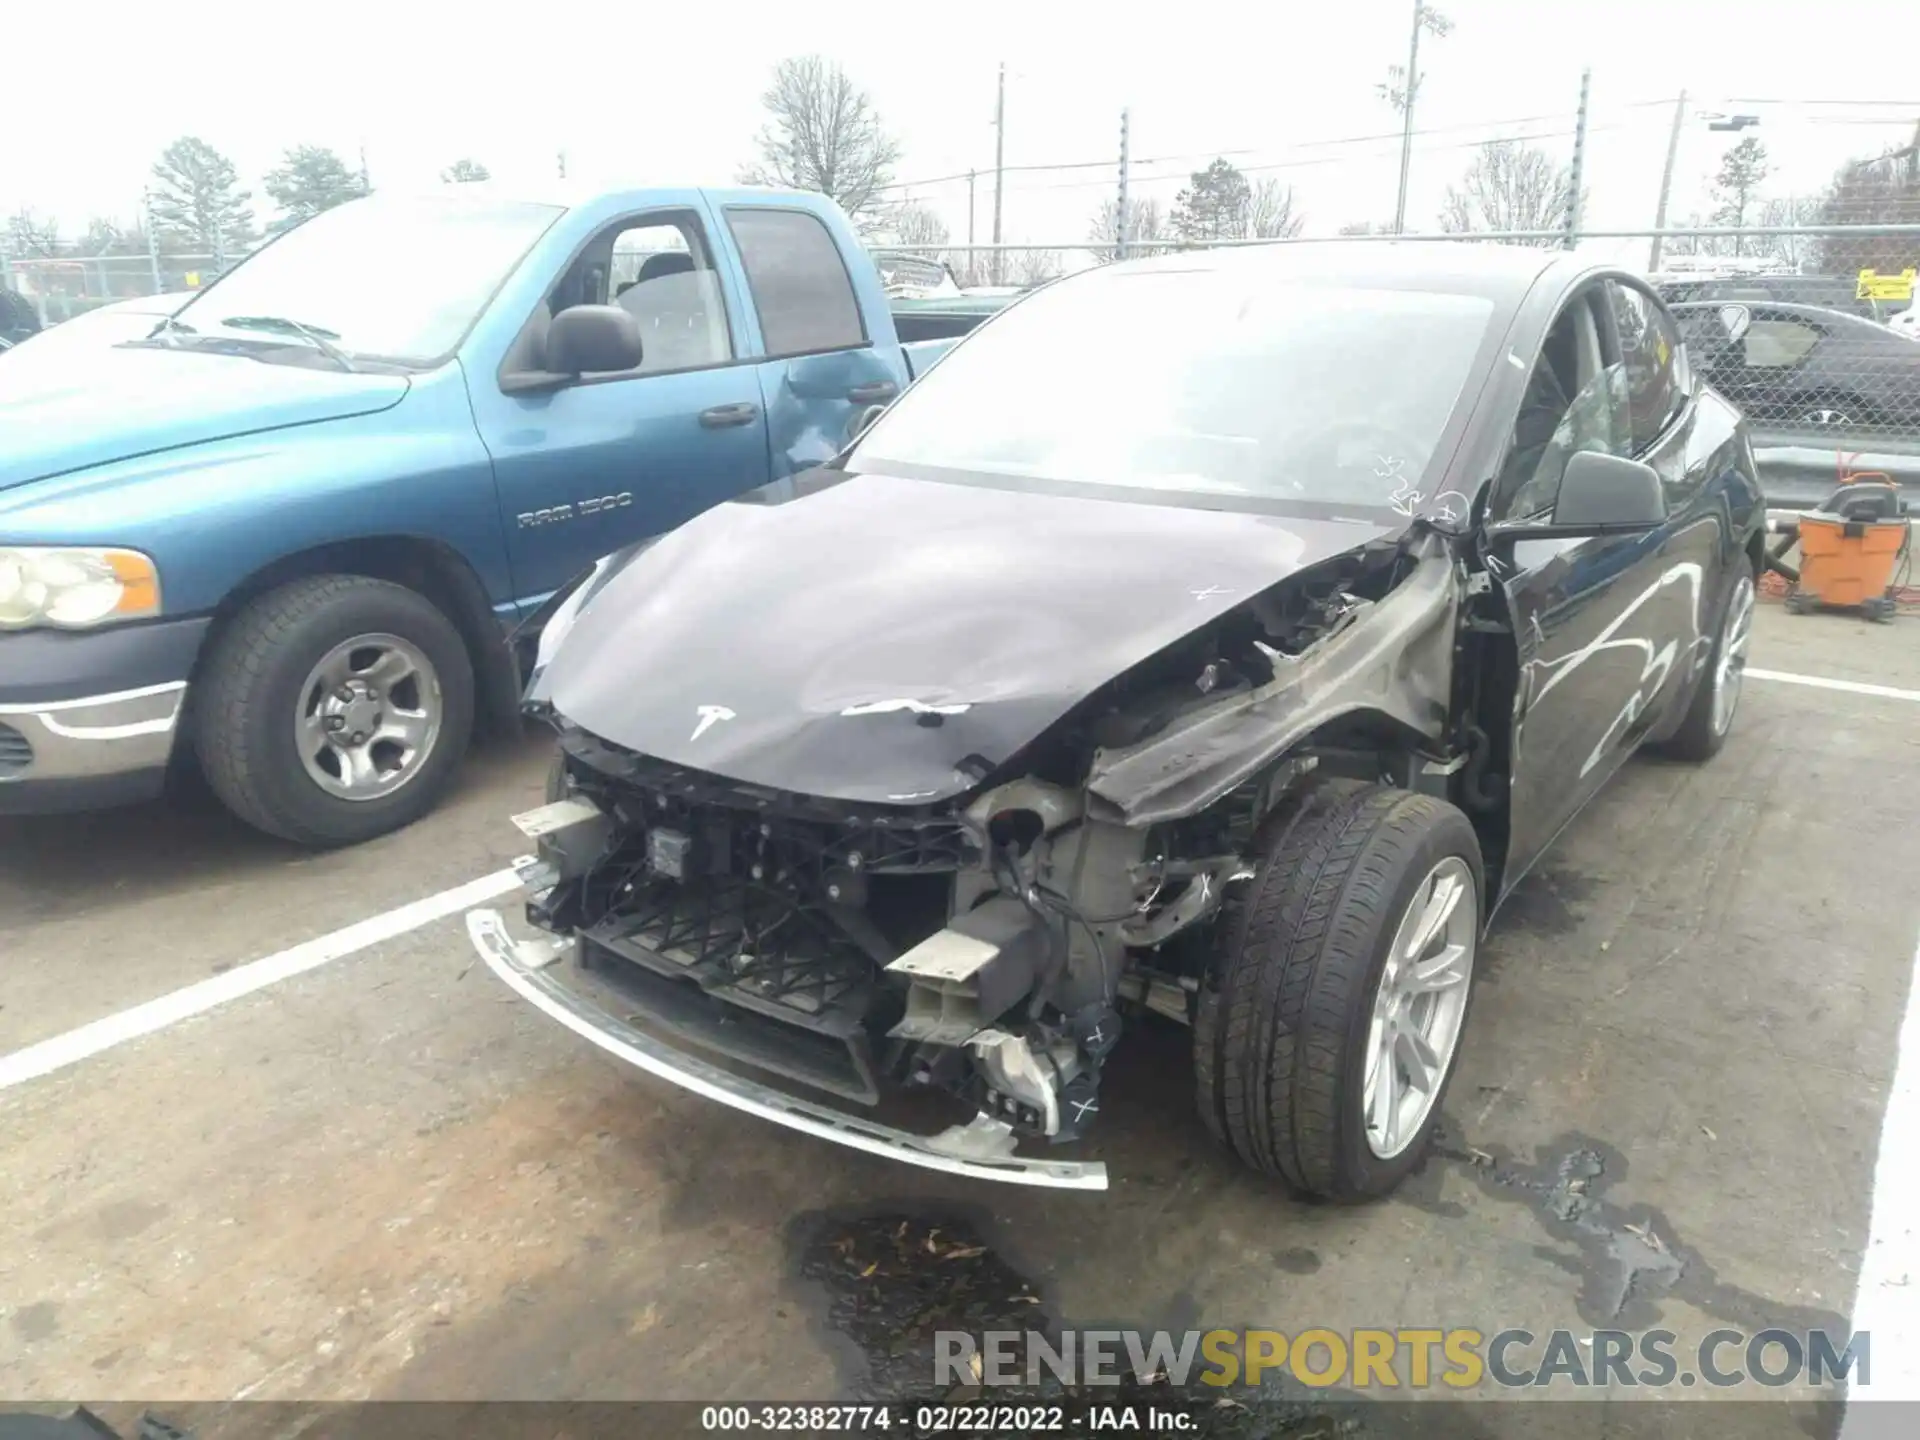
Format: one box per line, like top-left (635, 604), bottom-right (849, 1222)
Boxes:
top-left (2, 253), bottom-right (223, 325)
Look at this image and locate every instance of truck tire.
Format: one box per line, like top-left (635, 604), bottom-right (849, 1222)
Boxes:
top-left (1194, 779), bottom-right (1485, 1201)
top-left (195, 575), bottom-right (475, 847)
top-left (1655, 564), bottom-right (1756, 763)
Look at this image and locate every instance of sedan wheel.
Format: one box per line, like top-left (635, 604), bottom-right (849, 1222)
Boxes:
top-left (1363, 856), bottom-right (1478, 1160)
top-left (1194, 779), bottom-right (1485, 1200)
top-left (1711, 573), bottom-right (1756, 738)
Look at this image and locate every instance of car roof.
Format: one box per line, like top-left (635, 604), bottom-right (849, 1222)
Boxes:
top-left (1111, 240), bottom-right (1580, 303)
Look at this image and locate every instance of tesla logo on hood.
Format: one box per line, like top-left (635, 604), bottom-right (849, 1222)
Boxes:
top-left (690, 704), bottom-right (736, 742)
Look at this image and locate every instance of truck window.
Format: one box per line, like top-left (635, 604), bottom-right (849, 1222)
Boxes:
top-left (724, 207), bottom-right (867, 359)
top-left (607, 216), bottom-right (733, 373)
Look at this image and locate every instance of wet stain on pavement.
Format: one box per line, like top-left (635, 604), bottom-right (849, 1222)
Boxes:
top-left (1493, 868), bottom-right (1597, 941)
top-left (10, 1300), bottom-right (60, 1343)
top-left (1272, 1247), bottom-right (1322, 1275)
top-left (94, 1200), bottom-right (169, 1242)
top-left (1431, 1131), bottom-right (1848, 1336)
top-left (786, 1208), bottom-right (1441, 1437)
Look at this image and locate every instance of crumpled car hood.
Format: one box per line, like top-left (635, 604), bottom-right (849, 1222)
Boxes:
top-left (538, 468), bottom-right (1394, 805)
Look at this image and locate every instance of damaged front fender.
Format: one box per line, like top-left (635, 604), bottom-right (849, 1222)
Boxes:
top-left (1086, 536), bottom-right (1461, 828)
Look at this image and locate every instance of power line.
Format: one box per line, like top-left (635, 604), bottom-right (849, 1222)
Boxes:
top-left (989, 123), bottom-right (1630, 197)
top-left (877, 105), bottom-right (1637, 195)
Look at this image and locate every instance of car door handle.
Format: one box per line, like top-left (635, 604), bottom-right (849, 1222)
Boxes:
top-left (699, 403), bottom-right (760, 429)
top-left (847, 381), bottom-right (898, 405)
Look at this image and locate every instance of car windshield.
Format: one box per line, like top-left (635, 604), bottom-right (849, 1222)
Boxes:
top-left (170, 192), bottom-right (564, 366)
top-left (855, 264), bottom-right (1497, 516)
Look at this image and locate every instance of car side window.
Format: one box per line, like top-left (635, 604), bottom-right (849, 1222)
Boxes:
top-left (1607, 282), bottom-right (1687, 454)
top-left (724, 207), bottom-right (868, 359)
top-left (1741, 317), bottom-right (1821, 368)
top-left (1491, 293), bottom-right (1630, 523)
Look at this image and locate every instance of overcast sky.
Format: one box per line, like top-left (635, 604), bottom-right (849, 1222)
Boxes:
top-left (3, 0), bottom-right (1914, 265)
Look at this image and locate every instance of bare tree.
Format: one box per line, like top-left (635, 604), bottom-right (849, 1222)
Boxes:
top-left (1758, 195), bottom-right (1821, 272)
top-left (1248, 179), bottom-right (1305, 239)
top-left (6, 209), bottom-right (61, 258)
top-left (1439, 140), bottom-right (1575, 243)
top-left (740, 56), bottom-right (901, 230)
top-left (1085, 195), bottom-right (1166, 261)
top-left (1009, 249), bottom-right (1066, 287)
top-left (888, 202), bottom-right (948, 247)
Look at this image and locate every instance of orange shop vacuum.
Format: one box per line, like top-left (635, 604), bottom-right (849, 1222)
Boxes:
top-left (1767, 478), bottom-right (1912, 623)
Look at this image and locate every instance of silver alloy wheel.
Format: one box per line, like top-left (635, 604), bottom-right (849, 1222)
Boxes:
top-left (295, 633), bottom-right (443, 802)
top-left (1803, 407), bottom-right (1854, 427)
top-left (1712, 573), bottom-right (1756, 737)
top-left (1363, 856), bottom-right (1478, 1160)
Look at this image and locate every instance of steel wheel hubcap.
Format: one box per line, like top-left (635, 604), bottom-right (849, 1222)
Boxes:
top-left (1364, 856), bottom-right (1478, 1160)
top-left (1712, 574), bottom-right (1756, 737)
top-left (296, 633), bottom-right (442, 802)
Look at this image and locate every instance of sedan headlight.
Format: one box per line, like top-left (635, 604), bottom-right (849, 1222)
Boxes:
top-left (0, 547), bottom-right (162, 631)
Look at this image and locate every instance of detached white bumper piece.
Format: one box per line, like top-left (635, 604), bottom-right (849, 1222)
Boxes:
top-left (465, 907), bottom-right (1108, 1191)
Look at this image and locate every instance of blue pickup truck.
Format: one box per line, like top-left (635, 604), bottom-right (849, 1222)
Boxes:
top-left (0, 184), bottom-right (987, 845)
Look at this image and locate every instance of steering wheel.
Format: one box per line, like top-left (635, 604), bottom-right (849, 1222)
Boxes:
top-left (1296, 421), bottom-right (1434, 510)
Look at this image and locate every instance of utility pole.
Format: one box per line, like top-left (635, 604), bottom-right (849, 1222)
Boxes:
top-left (143, 190), bottom-right (162, 296)
top-left (1564, 67), bottom-right (1592, 251)
top-left (967, 170), bottom-right (976, 277)
top-left (1393, 1), bottom-right (1422, 233)
top-left (1648, 90), bottom-right (1688, 272)
top-left (991, 62), bottom-right (1006, 284)
top-left (358, 144), bottom-right (371, 192)
top-left (1116, 107), bottom-right (1132, 260)
top-left (557, 150), bottom-right (568, 180)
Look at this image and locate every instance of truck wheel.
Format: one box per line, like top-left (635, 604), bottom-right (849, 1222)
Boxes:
top-left (1656, 566), bottom-right (1756, 763)
top-left (195, 575), bottom-right (475, 847)
top-left (1194, 779), bottom-right (1485, 1201)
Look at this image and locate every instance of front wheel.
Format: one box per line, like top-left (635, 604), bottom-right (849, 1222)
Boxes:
top-left (195, 575), bottom-right (475, 847)
top-left (1194, 779), bottom-right (1485, 1201)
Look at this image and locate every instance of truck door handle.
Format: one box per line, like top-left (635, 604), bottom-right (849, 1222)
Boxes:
top-left (699, 403), bottom-right (760, 429)
top-left (847, 381), bottom-right (898, 405)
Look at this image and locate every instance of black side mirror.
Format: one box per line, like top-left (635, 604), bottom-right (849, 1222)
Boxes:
top-left (1550, 450), bottom-right (1666, 529)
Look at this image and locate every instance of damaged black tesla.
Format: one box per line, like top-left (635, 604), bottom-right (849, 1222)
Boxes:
top-left (465, 243), bottom-right (1765, 1199)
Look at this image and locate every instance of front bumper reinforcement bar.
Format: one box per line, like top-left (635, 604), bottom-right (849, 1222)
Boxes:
top-left (465, 908), bottom-right (1108, 1191)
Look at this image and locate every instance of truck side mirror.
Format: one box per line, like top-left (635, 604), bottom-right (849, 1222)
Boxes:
top-left (1718, 303), bottom-right (1751, 345)
top-left (546, 304), bottom-right (643, 377)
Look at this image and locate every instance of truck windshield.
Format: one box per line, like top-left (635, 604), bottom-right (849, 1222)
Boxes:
top-left (855, 265), bottom-right (1497, 514)
top-left (170, 193), bottom-right (564, 367)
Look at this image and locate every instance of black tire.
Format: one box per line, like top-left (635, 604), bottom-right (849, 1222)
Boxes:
top-left (1657, 562), bottom-right (1757, 763)
top-left (1193, 778), bottom-right (1485, 1201)
top-left (195, 575), bottom-right (475, 847)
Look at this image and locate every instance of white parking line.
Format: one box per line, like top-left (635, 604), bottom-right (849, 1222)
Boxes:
top-left (0, 867), bottom-right (522, 1095)
top-left (1840, 927), bottom-right (1920, 1429)
top-left (1749, 669), bottom-right (1920, 704)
